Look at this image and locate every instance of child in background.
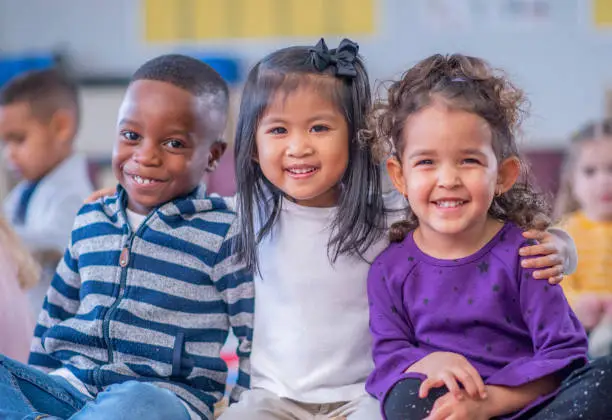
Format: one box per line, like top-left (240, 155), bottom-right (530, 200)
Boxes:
top-left (0, 68), bottom-right (93, 313)
top-left (366, 53), bottom-right (612, 420)
top-left (0, 55), bottom-right (252, 420)
top-left (555, 120), bottom-right (612, 358)
top-left (218, 39), bottom-right (579, 420)
top-left (0, 215), bottom-right (38, 362)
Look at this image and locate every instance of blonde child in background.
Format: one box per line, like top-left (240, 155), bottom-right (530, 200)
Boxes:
top-left (555, 119), bottom-right (612, 358)
top-left (0, 215), bottom-right (38, 362)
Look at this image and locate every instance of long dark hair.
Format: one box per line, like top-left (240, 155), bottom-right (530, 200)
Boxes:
top-left (234, 40), bottom-right (385, 272)
top-left (366, 53), bottom-right (551, 242)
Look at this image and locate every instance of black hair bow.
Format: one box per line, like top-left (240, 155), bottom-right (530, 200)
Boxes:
top-left (309, 38), bottom-right (359, 78)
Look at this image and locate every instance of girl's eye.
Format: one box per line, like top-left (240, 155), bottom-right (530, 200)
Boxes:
top-left (121, 131), bottom-right (140, 141)
top-left (582, 166), bottom-right (596, 177)
top-left (463, 158), bottom-right (481, 165)
top-left (416, 159), bottom-right (433, 166)
top-left (165, 139), bottom-right (184, 149)
top-left (310, 125), bottom-right (330, 133)
top-left (268, 127), bottom-right (287, 135)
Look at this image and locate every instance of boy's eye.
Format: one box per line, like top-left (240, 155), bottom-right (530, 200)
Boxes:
top-left (164, 139), bottom-right (184, 149)
top-left (310, 124), bottom-right (330, 133)
top-left (268, 127), bottom-right (287, 135)
top-left (121, 131), bottom-right (140, 142)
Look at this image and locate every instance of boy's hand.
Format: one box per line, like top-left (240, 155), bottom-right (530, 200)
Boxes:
top-left (519, 229), bottom-right (565, 284)
top-left (425, 390), bottom-right (489, 420)
top-left (407, 352), bottom-right (487, 400)
top-left (84, 187), bottom-right (116, 204)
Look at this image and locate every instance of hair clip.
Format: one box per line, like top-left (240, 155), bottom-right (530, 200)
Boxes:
top-left (309, 38), bottom-right (359, 78)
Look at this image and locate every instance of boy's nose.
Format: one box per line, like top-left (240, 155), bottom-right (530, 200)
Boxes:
top-left (133, 141), bottom-right (161, 166)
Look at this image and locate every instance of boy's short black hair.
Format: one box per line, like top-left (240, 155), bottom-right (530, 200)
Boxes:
top-left (131, 54), bottom-right (229, 138)
top-left (0, 68), bottom-right (80, 126)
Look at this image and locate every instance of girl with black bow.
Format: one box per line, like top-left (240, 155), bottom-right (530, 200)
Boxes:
top-left (219, 39), bottom-right (576, 420)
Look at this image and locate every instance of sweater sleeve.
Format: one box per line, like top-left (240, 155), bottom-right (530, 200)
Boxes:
top-left (29, 240), bottom-right (82, 371)
top-left (547, 227), bottom-right (577, 275)
top-left (485, 263), bottom-right (588, 387)
top-left (366, 261), bottom-right (429, 402)
top-left (211, 217), bottom-right (254, 404)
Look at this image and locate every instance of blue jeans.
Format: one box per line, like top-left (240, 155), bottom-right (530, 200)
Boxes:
top-left (0, 355), bottom-right (190, 420)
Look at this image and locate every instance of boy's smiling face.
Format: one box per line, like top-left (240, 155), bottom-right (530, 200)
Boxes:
top-left (112, 79), bottom-right (225, 214)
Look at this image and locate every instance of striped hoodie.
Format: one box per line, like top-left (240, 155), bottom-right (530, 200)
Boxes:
top-left (29, 186), bottom-right (253, 420)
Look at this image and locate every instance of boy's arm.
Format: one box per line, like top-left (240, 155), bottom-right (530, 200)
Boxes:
top-left (29, 241), bottom-right (82, 371)
top-left (211, 218), bottom-right (254, 403)
top-left (367, 261), bottom-right (430, 401)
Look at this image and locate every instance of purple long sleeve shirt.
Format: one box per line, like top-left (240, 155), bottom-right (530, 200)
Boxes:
top-left (366, 222), bottom-right (588, 415)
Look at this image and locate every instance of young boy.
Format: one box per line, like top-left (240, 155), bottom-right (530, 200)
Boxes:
top-left (0, 69), bottom-right (94, 313)
top-left (0, 55), bottom-right (253, 420)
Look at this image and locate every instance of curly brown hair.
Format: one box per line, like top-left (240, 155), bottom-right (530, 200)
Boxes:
top-left (365, 53), bottom-right (552, 242)
top-left (554, 118), bottom-right (612, 220)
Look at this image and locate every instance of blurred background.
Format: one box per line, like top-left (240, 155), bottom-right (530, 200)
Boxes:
top-left (2, 0), bottom-right (612, 391)
top-left (2, 0), bottom-right (612, 200)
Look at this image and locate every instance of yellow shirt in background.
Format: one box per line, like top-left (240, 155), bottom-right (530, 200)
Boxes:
top-left (561, 211), bottom-right (612, 305)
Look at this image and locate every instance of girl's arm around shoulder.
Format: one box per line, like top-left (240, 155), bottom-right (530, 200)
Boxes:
top-left (210, 217), bottom-right (254, 402)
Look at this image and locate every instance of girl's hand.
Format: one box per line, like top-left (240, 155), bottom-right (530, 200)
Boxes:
top-left (425, 390), bottom-right (489, 420)
top-left (408, 352), bottom-right (487, 401)
top-left (84, 187), bottom-right (116, 204)
top-left (519, 229), bottom-right (566, 285)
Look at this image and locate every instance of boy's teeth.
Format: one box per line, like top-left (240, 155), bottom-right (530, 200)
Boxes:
top-left (133, 175), bottom-right (153, 185)
top-left (437, 200), bottom-right (463, 208)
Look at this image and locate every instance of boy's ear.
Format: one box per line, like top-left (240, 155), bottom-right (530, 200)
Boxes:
top-left (50, 109), bottom-right (76, 145)
top-left (497, 156), bottom-right (520, 194)
top-left (387, 156), bottom-right (408, 197)
top-left (206, 140), bottom-right (227, 172)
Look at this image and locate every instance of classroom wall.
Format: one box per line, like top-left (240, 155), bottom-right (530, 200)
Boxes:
top-left (1, 0), bottom-right (612, 153)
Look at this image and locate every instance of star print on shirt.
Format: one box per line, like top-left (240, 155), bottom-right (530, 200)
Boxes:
top-left (478, 261), bottom-right (489, 274)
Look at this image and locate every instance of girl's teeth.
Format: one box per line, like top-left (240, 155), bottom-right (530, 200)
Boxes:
top-left (289, 168), bottom-right (315, 174)
top-left (438, 201), bottom-right (463, 208)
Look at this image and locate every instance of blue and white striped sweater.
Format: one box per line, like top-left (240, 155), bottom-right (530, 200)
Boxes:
top-left (29, 186), bottom-right (253, 420)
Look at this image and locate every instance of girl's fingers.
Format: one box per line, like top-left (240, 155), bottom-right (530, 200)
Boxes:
top-left (548, 274), bottom-right (564, 285)
top-left (425, 400), bottom-right (453, 420)
top-left (461, 364), bottom-right (487, 399)
top-left (521, 254), bottom-right (562, 270)
top-left (519, 242), bottom-right (555, 257)
top-left (454, 368), bottom-right (479, 399)
top-left (532, 265), bottom-right (564, 281)
top-left (440, 372), bottom-right (462, 400)
top-left (419, 377), bottom-right (444, 399)
top-left (522, 229), bottom-right (546, 241)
